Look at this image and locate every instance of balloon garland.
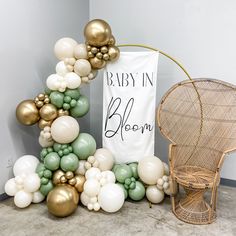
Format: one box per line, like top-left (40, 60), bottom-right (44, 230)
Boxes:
top-left (5, 19), bottom-right (172, 216)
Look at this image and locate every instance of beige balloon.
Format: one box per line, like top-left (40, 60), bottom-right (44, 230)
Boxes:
top-left (74, 59), bottom-right (91, 77)
top-left (146, 185), bottom-right (164, 204)
top-left (54, 38), bottom-right (77, 60)
top-left (94, 148), bottom-right (114, 171)
top-left (74, 44), bottom-right (88, 59)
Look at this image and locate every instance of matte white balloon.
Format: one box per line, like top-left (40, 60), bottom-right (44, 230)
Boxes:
top-left (98, 183), bottom-right (125, 213)
top-left (75, 160), bottom-right (86, 175)
top-left (138, 156), bottom-right (164, 185)
top-left (80, 192), bottom-right (90, 206)
top-left (94, 148), bottom-right (114, 171)
top-left (51, 116), bottom-right (79, 143)
top-left (32, 191), bottom-right (45, 203)
top-left (74, 59), bottom-right (91, 77)
top-left (146, 185), bottom-right (164, 204)
top-left (23, 173), bottom-right (40, 193)
top-left (54, 37), bottom-right (77, 60)
top-left (65, 72), bottom-right (81, 89)
top-left (56, 61), bottom-right (70, 76)
top-left (46, 74), bottom-right (62, 90)
top-left (163, 162), bottom-right (170, 176)
top-left (103, 171), bottom-right (116, 183)
top-left (85, 167), bottom-right (101, 180)
top-left (14, 190), bottom-right (33, 208)
top-left (5, 178), bottom-right (18, 196)
top-left (13, 155), bottom-right (39, 177)
top-left (74, 44), bottom-right (88, 59)
top-left (84, 179), bottom-right (100, 197)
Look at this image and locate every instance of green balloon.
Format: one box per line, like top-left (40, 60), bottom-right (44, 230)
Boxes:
top-left (128, 181), bottom-right (145, 201)
top-left (115, 164), bottom-right (132, 183)
top-left (112, 164), bottom-right (120, 173)
top-left (43, 169), bottom-right (52, 179)
top-left (71, 133), bottom-right (96, 160)
top-left (41, 177), bottom-right (49, 185)
top-left (49, 91), bottom-right (64, 108)
top-left (44, 152), bottom-right (60, 171)
top-left (36, 163), bottom-right (45, 173)
top-left (117, 183), bottom-right (128, 199)
top-left (64, 88), bottom-right (80, 100)
top-left (70, 95), bottom-right (89, 118)
top-left (129, 162), bottom-right (139, 179)
top-left (53, 143), bottom-right (62, 152)
top-left (40, 180), bottom-right (54, 196)
top-left (45, 87), bottom-right (52, 95)
top-left (60, 153), bottom-right (79, 172)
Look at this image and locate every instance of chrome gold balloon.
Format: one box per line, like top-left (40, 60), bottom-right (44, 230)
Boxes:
top-left (47, 184), bottom-right (79, 217)
top-left (39, 104), bottom-right (57, 121)
top-left (38, 118), bottom-right (53, 129)
top-left (89, 57), bottom-right (106, 69)
top-left (16, 100), bottom-right (40, 125)
top-left (58, 109), bottom-right (69, 117)
top-left (84, 19), bottom-right (112, 47)
top-left (108, 46), bottom-right (120, 61)
top-left (74, 175), bottom-right (86, 193)
top-left (52, 170), bottom-right (65, 185)
top-left (108, 35), bottom-right (116, 46)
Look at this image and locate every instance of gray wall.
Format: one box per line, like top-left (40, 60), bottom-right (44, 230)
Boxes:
top-left (89, 0), bottom-right (236, 180)
top-left (0, 0), bottom-right (89, 194)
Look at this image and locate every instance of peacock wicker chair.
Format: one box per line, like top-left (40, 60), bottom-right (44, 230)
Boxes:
top-left (157, 78), bottom-right (236, 225)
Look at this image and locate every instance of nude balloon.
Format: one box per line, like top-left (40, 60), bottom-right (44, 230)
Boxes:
top-left (74, 44), bottom-right (88, 59)
top-left (14, 190), bottom-right (33, 208)
top-left (94, 148), bottom-right (114, 171)
top-left (54, 38), bottom-right (77, 60)
top-left (146, 185), bottom-right (164, 204)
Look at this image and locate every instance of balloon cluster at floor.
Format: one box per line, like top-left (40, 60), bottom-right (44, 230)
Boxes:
top-left (5, 19), bottom-right (173, 217)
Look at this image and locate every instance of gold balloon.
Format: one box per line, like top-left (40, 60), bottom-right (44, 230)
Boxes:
top-left (58, 109), bottom-right (69, 117)
top-left (84, 19), bottom-right (112, 47)
top-left (39, 104), bottom-right (57, 121)
top-left (47, 184), bottom-right (79, 217)
top-left (65, 171), bottom-right (74, 180)
top-left (108, 46), bottom-right (120, 61)
top-left (16, 100), bottom-right (40, 125)
top-left (60, 176), bottom-right (67, 183)
top-left (89, 57), bottom-right (106, 69)
top-left (68, 177), bottom-right (76, 186)
top-left (74, 175), bottom-right (85, 193)
top-left (108, 35), bottom-right (116, 46)
top-left (38, 119), bottom-right (53, 129)
top-left (52, 170), bottom-right (65, 185)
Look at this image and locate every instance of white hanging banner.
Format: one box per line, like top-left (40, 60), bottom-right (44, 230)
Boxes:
top-left (102, 51), bottom-right (159, 163)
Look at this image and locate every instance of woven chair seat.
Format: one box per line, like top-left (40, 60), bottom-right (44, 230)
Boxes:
top-left (173, 166), bottom-right (220, 189)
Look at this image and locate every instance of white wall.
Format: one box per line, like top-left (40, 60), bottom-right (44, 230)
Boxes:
top-left (0, 0), bottom-right (89, 194)
top-left (89, 0), bottom-right (236, 180)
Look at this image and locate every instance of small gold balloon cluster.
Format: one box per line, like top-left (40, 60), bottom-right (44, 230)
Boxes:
top-left (84, 19), bottom-right (120, 69)
top-left (52, 170), bottom-right (85, 193)
top-left (34, 93), bottom-right (50, 108)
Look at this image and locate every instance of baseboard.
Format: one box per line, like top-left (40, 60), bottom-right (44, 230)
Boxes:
top-left (220, 178), bottom-right (236, 187)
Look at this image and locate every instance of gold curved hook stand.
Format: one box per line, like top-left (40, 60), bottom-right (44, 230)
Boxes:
top-left (117, 44), bottom-right (192, 81)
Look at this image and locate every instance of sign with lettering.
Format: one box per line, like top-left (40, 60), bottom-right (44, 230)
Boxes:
top-left (102, 51), bottom-right (159, 163)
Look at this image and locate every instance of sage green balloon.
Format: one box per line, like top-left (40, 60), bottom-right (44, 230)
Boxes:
top-left (71, 133), bottom-right (96, 160)
top-left (112, 164), bottom-right (120, 173)
top-left (70, 95), bottom-right (89, 118)
top-left (115, 164), bottom-right (132, 183)
top-left (128, 181), bottom-right (145, 201)
top-left (60, 153), bottom-right (79, 171)
top-left (129, 162), bottom-right (139, 179)
top-left (64, 88), bottom-right (80, 100)
top-left (117, 183), bottom-right (128, 199)
top-left (44, 152), bottom-right (60, 171)
top-left (36, 162), bottom-right (46, 173)
top-left (49, 91), bottom-right (64, 108)
top-left (53, 143), bottom-right (62, 152)
top-left (40, 180), bottom-right (54, 196)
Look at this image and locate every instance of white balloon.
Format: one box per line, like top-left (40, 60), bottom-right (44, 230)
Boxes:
top-left (65, 72), bottom-right (81, 89)
top-left (146, 185), bottom-right (164, 204)
top-left (74, 59), bottom-right (91, 77)
top-left (14, 190), bottom-right (33, 208)
top-left (74, 44), bottom-right (88, 59)
top-left (32, 191), bottom-right (45, 203)
top-left (56, 61), bottom-right (70, 76)
top-left (163, 162), bottom-right (170, 176)
top-left (13, 155), bottom-right (39, 177)
top-left (85, 167), bottom-right (101, 180)
top-left (54, 37), bottom-right (77, 60)
top-left (103, 171), bottom-right (116, 183)
top-left (38, 135), bottom-right (54, 148)
top-left (51, 116), bottom-right (79, 143)
top-left (98, 183), bottom-right (124, 213)
top-left (23, 173), bottom-right (40, 193)
top-left (138, 156), bottom-right (164, 185)
top-left (93, 202), bottom-right (100, 211)
top-left (46, 74), bottom-right (62, 90)
top-left (84, 179), bottom-right (100, 197)
top-left (15, 175), bottom-right (25, 185)
top-left (5, 178), bottom-right (18, 196)
top-left (75, 160), bottom-right (86, 175)
top-left (80, 192), bottom-right (90, 206)
top-left (94, 148), bottom-right (114, 171)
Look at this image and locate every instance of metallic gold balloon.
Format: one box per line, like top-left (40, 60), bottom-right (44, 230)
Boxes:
top-left (65, 171), bottom-right (74, 180)
top-left (100, 46), bottom-right (108, 54)
top-left (89, 57), bottom-right (106, 69)
top-left (108, 46), bottom-right (120, 61)
top-left (68, 177), bottom-right (76, 186)
top-left (74, 175), bottom-right (85, 193)
top-left (38, 118), bottom-right (53, 129)
top-left (108, 35), bottom-right (116, 46)
top-left (58, 109), bottom-right (69, 117)
top-left (39, 104), bottom-right (58, 121)
top-left (16, 100), bottom-right (40, 125)
top-left (103, 53), bottom-right (109, 61)
top-left (47, 184), bottom-right (79, 217)
top-left (84, 19), bottom-right (112, 47)
top-left (52, 170), bottom-right (65, 185)
top-left (60, 175), bottom-right (67, 183)
top-left (96, 52), bottom-right (103, 59)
